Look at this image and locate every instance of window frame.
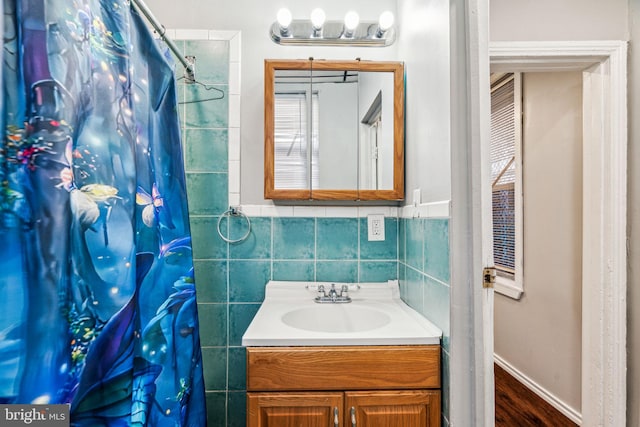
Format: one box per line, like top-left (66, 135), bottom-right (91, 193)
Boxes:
top-left (491, 72), bottom-right (524, 300)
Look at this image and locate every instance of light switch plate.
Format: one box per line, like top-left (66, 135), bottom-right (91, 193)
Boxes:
top-left (367, 214), bottom-right (385, 241)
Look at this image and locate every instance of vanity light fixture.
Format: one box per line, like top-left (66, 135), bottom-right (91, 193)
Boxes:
top-left (269, 8), bottom-right (396, 47)
top-left (310, 8), bottom-right (326, 37)
top-left (276, 7), bottom-right (293, 37)
top-left (376, 10), bottom-right (395, 37)
top-left (343, 11), bottom-right (360, 38)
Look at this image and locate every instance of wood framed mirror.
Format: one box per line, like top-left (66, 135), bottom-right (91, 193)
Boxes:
top-left (264, 59), bottom-right (404, 201)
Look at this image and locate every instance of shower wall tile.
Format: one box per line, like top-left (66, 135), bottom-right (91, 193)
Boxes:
top-left (184, 129), bottom-right (228, 172)
top-left (273, 217), bottom-right (315, 260)
top-left (184, 40), bottom-right (230, 84)
top-left (227, 347), bottom-right (246, 391)
top-left (184, 84), bottom-right (229, 128)
top-left (227, 392), bottom-right (246, 427)
top-left (272, 261), bottom-right (315, 281)
top-left (423, 276), bottom-right (451, 352)
top-left (193, 260), bottom-right (227, 303)
top-left (359, 217), bottom-right (398, 260)
top-left (197, 303), bottom-right (227, 347)
top-left (404, 266), bottom-right (424, 312)
top-left (406, 219), bottom-right (424, 270)
top-left (229, 216), bottom-right (271, 260)
top-left (186, 172), bottom-right (228, 215)
top-left (228, 261), bottom-right (270, 302)
top-left (190, 216), bottom-right (227, 260)
top-left (424, 219), bottom-right (450, 283)
top-left (205, 392), bottom-right (226, 427)
top-left (359, 261), bottom-right (397, 282)
top-left (201, 347), bottom-right (227, 390)
top-left (316, 218), bottom-right (359, 260)
top-left (398, 217), bottom-right (406, 263)
top-left (316, 261), bottom-right (358, 283)
top-left (228, 303), bottom-right (260, 347)
top-left (399, 216), bottom-right (451, 426)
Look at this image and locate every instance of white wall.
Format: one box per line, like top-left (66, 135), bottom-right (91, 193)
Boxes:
top-left (494, 72), bottom-right (583, 412)
top-left (145, 0), bottom-right (398, 204)
top-left (397, 0), bottom-right (451, 204)
top-left (490, 0), bottom-right (628, 41)
top-left (316, 81), bottom-right (358, 189)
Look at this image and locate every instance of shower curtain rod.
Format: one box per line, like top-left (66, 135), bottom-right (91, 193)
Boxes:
top-left (130, 0), bottom-right (195, 82)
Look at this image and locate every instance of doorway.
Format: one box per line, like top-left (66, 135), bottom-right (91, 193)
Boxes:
top-left (485, 41), bottom-right (628, 426)
top-left (491, 70), bottom-right (583, 424)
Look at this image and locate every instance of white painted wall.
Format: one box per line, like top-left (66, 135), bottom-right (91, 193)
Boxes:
top-left (490, 0), bottom-right (628, 42)
top-left (397, 0), bottom-right (451, 204)
top-left (489, 1), bottom-right (638, 424)
top-left (316, 81), bottom-right (358, 189)
top-left (145, 0), bottom-right (398, 204)
top-left (494, 72), bottom-right (583, 412)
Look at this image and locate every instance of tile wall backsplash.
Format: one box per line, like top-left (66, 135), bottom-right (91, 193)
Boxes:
top-left (198, 215), bottom-right (399, 427)
top-left (399, 216), bottom-right (451, 427)
top-left (178, 34), bottom-right (451, 427)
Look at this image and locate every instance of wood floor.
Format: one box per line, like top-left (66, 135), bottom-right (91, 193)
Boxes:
top-left (495, 364), bottom-right (578, 427)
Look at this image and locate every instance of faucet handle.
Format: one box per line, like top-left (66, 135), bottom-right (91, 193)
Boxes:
top-left (317, 284), bottom-right (326, 297)
top-left (340, 284), bottom-right (349, 297)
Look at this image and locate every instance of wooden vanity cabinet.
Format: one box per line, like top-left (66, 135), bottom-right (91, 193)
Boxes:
top-left (248, 390), bottom-right (440, 427)
top-left (346, 391), bottom-right (441, 426)
top-left (246, 345), bottom-right (441, 427)
top-left (247, 392), bottom-right (342, 426)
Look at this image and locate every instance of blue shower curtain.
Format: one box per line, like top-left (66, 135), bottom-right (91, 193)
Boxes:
top-left (0, 0), bottom-right (207, 425)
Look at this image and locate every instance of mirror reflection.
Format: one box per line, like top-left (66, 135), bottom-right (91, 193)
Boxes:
top-left (265, 59), bottom-right (404, 201)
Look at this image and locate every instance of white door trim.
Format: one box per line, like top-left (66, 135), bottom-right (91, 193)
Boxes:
top-left (489, 40), bottom-right (628, 427)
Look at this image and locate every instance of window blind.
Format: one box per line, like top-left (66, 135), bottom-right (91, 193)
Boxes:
top-left (274, 92), bottom-right (319, 189)
top-left (491, 75), bottom-right (516, 272)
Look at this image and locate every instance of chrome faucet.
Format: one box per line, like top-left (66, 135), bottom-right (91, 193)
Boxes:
top-left (314, 284), bottom-right (352, 303)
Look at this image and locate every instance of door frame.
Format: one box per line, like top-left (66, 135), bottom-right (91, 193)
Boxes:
top-left (488, 40), bottom-right (628, 426)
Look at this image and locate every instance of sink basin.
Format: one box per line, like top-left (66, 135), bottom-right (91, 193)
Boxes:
top-left (242, 280), bottom-right (442, 346)
top-left (281, 305), bottom-right (391, 333)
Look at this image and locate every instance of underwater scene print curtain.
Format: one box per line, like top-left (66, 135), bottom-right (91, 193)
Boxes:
top-left (0, 0), bottom-right (207, 425)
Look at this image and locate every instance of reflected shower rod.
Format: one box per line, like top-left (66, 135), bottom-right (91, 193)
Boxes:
top-left (130, 0), bottom-right (195, 83)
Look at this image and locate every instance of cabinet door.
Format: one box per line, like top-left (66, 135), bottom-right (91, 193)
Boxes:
top-left (248, 392), bottom-right (343, 427)
top-left (345, 390), bottom-right (441, 427)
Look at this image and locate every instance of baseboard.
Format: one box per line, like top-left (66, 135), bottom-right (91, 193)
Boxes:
top-left (494, 354), bottom-right (582, 425)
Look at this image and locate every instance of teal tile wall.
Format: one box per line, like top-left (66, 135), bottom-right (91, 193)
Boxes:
top-left (179, 37), bottom-right (450, 427)
top-left (178, 37), bottom-right (233, 427)
top-left (399, 217), bottom-right (451, 427)
top-left (196, 215), bottom-right (399, 426)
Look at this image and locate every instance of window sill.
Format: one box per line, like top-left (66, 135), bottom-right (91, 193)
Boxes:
top-left (495, 276), bottom-right (523, 300)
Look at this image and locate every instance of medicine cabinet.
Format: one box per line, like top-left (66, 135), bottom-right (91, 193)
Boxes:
top-left (264, 59), bottom-right (404, 201)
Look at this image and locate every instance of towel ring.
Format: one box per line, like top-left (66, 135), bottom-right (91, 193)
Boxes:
top-left (216, 207), bottom-right (251, 244)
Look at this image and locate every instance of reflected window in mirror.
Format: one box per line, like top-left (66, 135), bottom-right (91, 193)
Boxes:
top-left (274, 91), bottom-right (319, 189)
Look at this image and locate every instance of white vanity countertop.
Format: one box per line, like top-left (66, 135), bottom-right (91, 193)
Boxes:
top-left (241, 280), bottom-right (443, 346)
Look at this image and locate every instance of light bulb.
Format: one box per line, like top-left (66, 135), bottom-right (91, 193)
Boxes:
top-left (277, 8), bottom-right (292, 28)
top-left (344, 11), bottom-right (360, 31)
top-left (378, 11), bottom-right (394, 31)
top-left (310, 8), bottom-right (326, 30)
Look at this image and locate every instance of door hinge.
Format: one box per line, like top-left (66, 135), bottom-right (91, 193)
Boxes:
top-left (483, 267), bottom-right (496, 289)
